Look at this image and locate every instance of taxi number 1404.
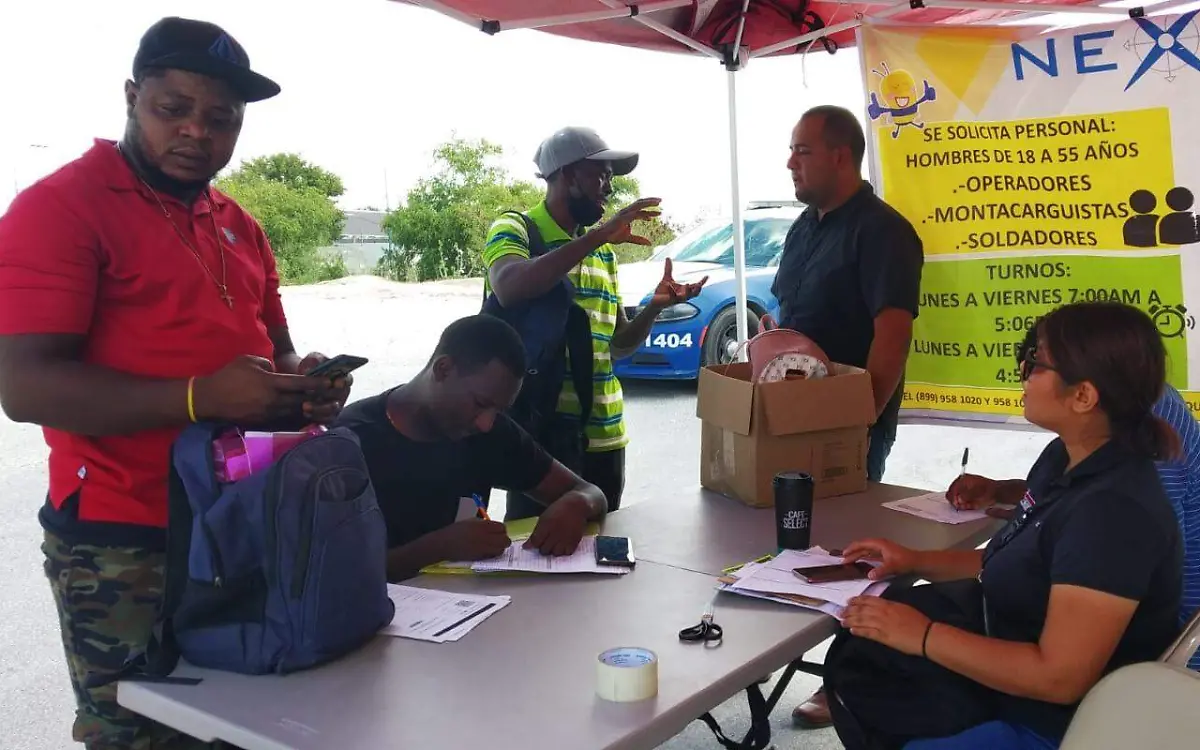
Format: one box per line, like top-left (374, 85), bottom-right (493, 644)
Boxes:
top-left (644, 333), bottom-right (694, 349)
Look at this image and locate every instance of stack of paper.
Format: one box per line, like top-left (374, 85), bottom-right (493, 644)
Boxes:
top-left (382, 584), bottom-right (511, 643)
top-left (717, 547), bottom-right (888, 620)
top-left (882, 492), bottom-right (989, 524)
top-left (471, 536), bottom-right (630, 575)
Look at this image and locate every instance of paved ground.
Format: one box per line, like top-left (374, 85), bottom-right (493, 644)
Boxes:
top-left (0, 276), bottom-right (1052, 750)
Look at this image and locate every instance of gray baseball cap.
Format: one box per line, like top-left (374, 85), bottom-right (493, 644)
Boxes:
top-left (533, 126), bottom-right (639, 179)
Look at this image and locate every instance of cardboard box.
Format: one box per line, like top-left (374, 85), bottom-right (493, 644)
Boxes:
top-left (697, 361), bottom-right (876, 507)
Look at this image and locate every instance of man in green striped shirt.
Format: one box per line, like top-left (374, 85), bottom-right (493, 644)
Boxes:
top-left (482, 127), bottom-right (705, 517)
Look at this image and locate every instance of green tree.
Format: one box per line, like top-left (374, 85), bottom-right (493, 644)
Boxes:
top-left (605, 175), bottom-right (680, 264)
top-left (217, 161), bottom-right (348, 284)
top-left (237, 153), bottom-right (346, 199)
top-left (379, 138), bottom-right (677, 282)
top-left (380, 138), bottom-right (536, 281)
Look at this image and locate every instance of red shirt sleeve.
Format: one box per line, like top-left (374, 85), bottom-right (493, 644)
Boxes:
top-left (248, 218), bottom-right (288, 330)
top-left (0, 185), bottom-right (100, 335)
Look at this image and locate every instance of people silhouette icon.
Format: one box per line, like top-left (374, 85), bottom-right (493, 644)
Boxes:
top-left (1159, 187), bottom-right (1200, 246)
top-left (1124, 189), bottom-right (1161, 248)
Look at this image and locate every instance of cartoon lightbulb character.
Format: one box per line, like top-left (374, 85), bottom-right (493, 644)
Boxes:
top-left (866, 62), bottom-right (937, 139)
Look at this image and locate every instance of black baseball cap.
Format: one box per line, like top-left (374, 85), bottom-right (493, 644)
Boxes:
top-left (133, 17), bottom-right (281, 103)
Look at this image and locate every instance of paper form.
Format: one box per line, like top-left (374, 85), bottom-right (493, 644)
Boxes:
top-left (729, 548), bottom-right (878, 606)
top-left (719, 563), bottom-right (890, 621)
top-left (882, 492), bottom-right (990, 525)
top-left (470, 536), bottom-right (631, 575)
top-left (381, 585), bottom-right (511, 643)
top-left (717, 547), bottom-right (889, 620)
top-left (419, 519), bottom-right (603, 575)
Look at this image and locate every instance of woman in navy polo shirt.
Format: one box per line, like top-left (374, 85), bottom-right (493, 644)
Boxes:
top-left (823, 301), bottom-right (1184, 750)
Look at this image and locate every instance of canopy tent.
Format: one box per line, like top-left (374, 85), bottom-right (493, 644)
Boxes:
top-left (396, 0), bottom-right (1177, 351)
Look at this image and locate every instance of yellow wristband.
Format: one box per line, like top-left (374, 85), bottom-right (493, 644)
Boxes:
top-left (187, 377), bottom-right (197, 423)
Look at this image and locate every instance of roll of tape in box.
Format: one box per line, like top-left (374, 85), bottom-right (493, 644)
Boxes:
top-left (757, 353), bottom-right (829, 383)
top-left (595, 647), bottom-right (658, 702)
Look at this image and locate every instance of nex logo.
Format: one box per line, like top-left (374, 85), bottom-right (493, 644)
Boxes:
top-left (1011, 10), bottom-right (1200, 89)
top-left (1125, 11), bottom-right (1200, 89)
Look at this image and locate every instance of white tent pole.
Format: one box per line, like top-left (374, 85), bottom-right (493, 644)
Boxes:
top-left (410, 0), bottom-right (480, 28)
top-left (412, 0), bottom-right (696, 34)
top-left (727, 68), bottom-right (750, 358)
top-left (724, 0), bottom-right (751, 358)
top-left (920, 0), bottom-right (1141, 16)
top-left (751, 2), bottom-right (910, 59)
top-left (748, 0), bottom-right (1148, 60)
top-left (491, 0), bottom-right (695, 32)
top-left (731, 0), bottom-right (750, 50)
top-left (1154, 0), bottom-right (1200, 13)
top-left (597, 0), bottom-right (723, 58)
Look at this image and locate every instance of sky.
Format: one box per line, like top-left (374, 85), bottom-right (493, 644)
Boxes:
top-left (1, 1), bottom-right (1176, 225)
top-left (0, 0), bottom-right (872, 226)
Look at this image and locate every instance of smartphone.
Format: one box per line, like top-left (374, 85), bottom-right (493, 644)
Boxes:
top-left (792, 561), bottom-right (874, 584)
top-left (306, 354), bottom-right (369, 381)
top-left (595, 535), bottom-right (636, 568)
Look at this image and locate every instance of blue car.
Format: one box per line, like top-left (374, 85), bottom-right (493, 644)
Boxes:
top-left (613, 203), bottom-right (802, 380)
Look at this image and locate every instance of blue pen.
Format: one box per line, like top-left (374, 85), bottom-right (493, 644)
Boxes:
top-left (472, 493), bottom-right (491, 521)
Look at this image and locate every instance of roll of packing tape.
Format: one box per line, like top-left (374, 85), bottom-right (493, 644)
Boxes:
top-left (758, 352), bottom-right (829, 383)
top-left (596, 647), bottom-right (658, 702)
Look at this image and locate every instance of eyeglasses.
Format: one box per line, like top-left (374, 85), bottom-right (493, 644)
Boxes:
top-left (1019, 348), bottom-right (1061, 381)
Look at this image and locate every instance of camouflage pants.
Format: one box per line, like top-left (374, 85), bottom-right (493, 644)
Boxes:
top-left (42, 530), bottom-right (224, 750)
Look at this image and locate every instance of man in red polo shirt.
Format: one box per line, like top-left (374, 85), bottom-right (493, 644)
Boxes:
top-left (0, 17), bottom-right (348, 749)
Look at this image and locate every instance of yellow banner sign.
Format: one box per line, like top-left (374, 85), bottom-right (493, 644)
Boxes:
top-left (859, 17), bottom-right (1200, 423)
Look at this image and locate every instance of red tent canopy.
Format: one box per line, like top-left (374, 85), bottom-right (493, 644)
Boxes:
top-left (394, 0), bottom-right (1161, 351)
top-left (397, 1), bottom-right (1126, 65)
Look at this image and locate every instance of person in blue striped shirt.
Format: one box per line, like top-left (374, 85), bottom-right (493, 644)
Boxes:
top-left (1141, 383), bottom-right (1200, 670)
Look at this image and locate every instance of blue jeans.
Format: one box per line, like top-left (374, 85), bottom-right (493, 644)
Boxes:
top-left (903, 721), bottom-right (1058, 750)
top-left (867, 419), bottom-right (896, 482)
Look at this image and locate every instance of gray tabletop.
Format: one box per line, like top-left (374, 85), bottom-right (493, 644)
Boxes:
top-left (118, 482), bottom-right (1003, 750)
top-left (602, 483), bottom-right (1005, 576)
top-left (119, 562), bottom-right (836, 750)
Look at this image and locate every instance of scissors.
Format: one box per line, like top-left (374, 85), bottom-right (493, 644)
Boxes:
top-left (678, 597), bottom-right (723, 645)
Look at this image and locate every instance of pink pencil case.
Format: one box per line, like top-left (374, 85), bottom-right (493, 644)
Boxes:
top-left (212, 425), bottom-right (327, 483)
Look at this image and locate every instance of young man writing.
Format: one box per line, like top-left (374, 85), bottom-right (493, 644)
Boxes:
top-left (336, 315), bottom-right (608, 581)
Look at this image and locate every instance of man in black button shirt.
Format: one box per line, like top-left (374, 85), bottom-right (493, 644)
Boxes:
top-left (780, 106), bottom-right (925, 728)
top-left (336, 315), bottom-right (608, 582)
top-left (772, 105), bottom-right (924, 483)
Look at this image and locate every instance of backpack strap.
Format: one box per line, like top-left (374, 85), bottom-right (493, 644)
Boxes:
top-left (138, 428), bottom-right (204, 680)
top-left (696, 682), bottom-right (771, 750)
top-left (88, 423), bottom-right (225, 688)
top-left (483, 211), bottom-right (547, 305)
top-left (518, 212), bottom-right (548, 258)
top-left (565, 305), bottom-right (594, 426)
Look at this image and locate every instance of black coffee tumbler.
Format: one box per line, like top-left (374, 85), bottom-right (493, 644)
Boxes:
top-left (774, 471), bottom-right (815, 551)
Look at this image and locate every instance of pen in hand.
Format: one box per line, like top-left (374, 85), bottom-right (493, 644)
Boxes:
top-left (472, 493), bottom-right (491, 521)
top-left (954, 447), bottom-right (969, 511)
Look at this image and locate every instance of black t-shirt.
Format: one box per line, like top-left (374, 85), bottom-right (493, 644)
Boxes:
top-left (980, 438), bottom-right (1183, 740)
top-left (770, 184), bottom-right (924, 431)
top-left (335, 389), bottom-right (554, 548)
